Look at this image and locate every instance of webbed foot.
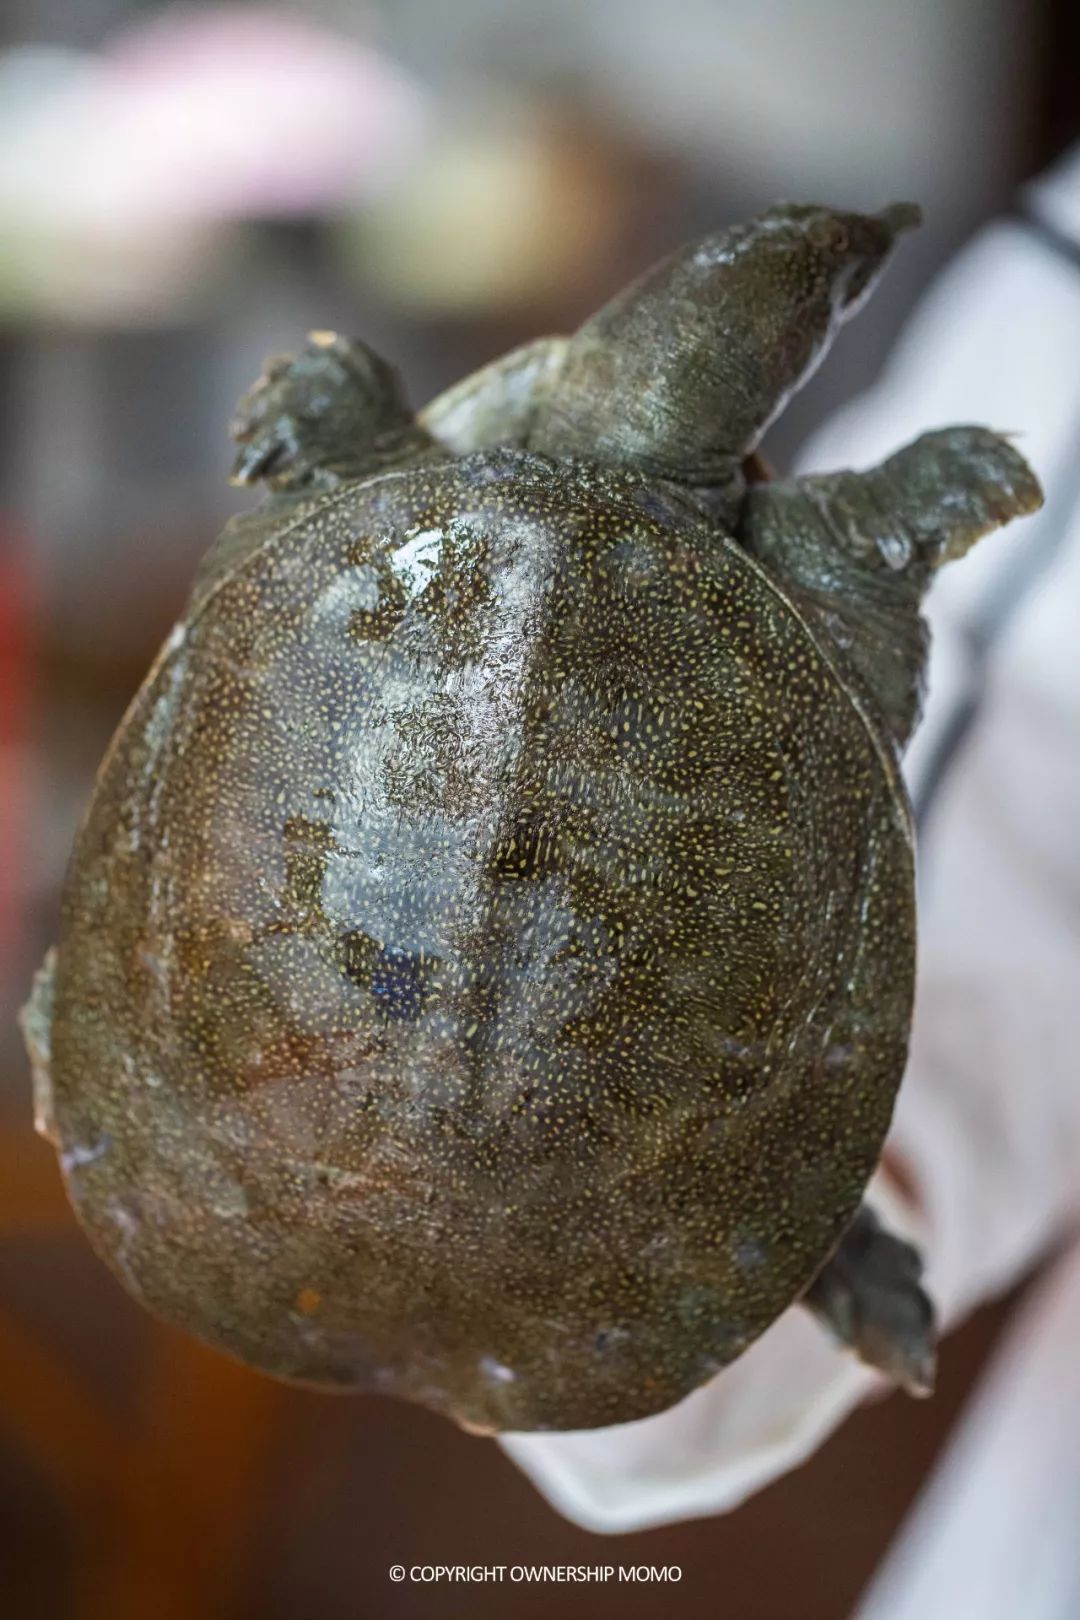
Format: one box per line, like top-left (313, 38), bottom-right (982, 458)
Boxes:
top-left (739, 427), bottom-right (1043, 746)
top-left (229, 331), bottom-right (430, 491)
top-left (803, 1204), bottom-right (936, 1396)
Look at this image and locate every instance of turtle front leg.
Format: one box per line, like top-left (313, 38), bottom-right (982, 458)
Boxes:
top-left (738, 427), bottom-right (1043, 747)
top-left (229, 331), bottom-right (433, 492)
top-left (802, 1204), bottom-right (936, 1397)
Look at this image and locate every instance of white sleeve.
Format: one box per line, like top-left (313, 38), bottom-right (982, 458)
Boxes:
top-left (499, 198), bottom-right (1080, 1533)
top-left (855, 1242), bottom-right (1080, 1620)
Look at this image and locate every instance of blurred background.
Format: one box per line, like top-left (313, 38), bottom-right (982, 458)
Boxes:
top-left (0, 1), bottom-right (1076, 1615)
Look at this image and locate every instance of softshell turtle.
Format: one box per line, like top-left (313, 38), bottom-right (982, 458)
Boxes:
top-left (23, 203), bottom-right (1041, 1434)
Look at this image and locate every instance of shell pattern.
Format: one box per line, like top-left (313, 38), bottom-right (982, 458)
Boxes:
top-left (39, 450), bottom-right (912, 1431)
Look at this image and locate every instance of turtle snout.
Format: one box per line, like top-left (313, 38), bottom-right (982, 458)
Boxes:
top-left (832, 201), bottom-right (922, 314)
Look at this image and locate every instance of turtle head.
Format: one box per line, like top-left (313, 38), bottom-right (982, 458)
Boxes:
top-left (765, 200), bottom-right (922, 317)
top-left (527, 201), bottom-right (921, 506)
top-left (230, 332), bottom-right (433, 492)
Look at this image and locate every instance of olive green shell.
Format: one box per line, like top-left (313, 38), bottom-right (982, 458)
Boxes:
top-left (41, 448), bottom-right (913, 1431)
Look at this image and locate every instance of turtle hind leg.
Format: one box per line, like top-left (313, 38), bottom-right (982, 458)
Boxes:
top-left (802, 1204), bottom-right (937, 1397)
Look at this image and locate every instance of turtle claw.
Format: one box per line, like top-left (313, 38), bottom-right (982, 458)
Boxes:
top-left (227, 334), bottom-right (427, 491)
top-left (229, 432), bottom-right (290, 487)
top-left (803, 1204), bottom-right (937, 1397)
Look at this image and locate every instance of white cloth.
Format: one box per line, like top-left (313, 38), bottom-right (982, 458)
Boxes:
top-left (500, 150), bottom-right (1080, 1560)
top-left (857, 1244), bottom-right (1080, 1620)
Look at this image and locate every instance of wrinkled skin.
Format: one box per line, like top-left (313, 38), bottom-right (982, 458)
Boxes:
top-left (25, 206), bottom-right (1041, 1432)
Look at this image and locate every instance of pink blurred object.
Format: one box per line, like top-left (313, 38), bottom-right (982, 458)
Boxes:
top-left (2, 7), bottom-right (426, 231)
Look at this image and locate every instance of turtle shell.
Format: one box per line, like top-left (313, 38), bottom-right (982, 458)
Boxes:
top-left (39, 447), bottom-right (914, 1432)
